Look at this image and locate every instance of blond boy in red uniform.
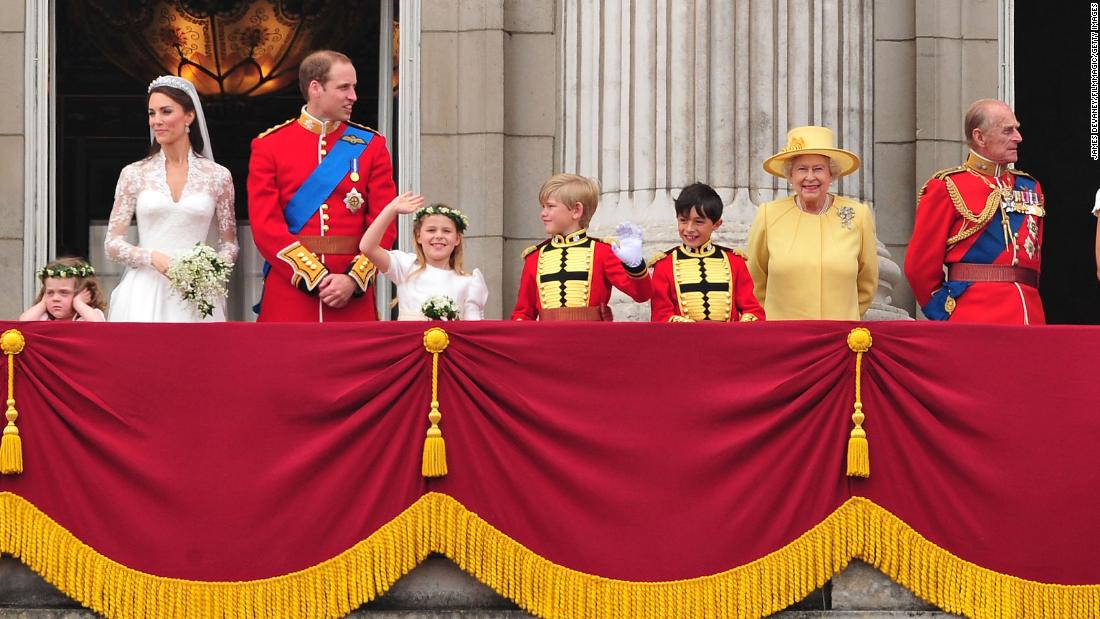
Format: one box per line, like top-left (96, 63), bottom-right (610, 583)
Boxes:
top-left (512, 174), bottom-right (651, 320)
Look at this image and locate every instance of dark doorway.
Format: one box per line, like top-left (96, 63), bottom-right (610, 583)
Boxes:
top-left (1015, 3), bottom-right (1100, 324)
top-left (55, 0), bottom-right (389, 260)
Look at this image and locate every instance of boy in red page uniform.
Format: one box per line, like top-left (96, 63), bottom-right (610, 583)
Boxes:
top-left (512, 173), bottom-right (652, 320)
top-left (650, 182), bottom-right (764, 323)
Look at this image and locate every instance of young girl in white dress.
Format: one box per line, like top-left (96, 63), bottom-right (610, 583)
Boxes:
top-left (19, 257), bottom-right (107, 322)
top-left (104, 75), bottom-right (238, 322)
top-left (359, 193), bottom-right (488, 320)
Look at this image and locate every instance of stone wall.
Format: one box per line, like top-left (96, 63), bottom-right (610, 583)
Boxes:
top-left (874, 0), bottom-right (1000, 315)
top-left (0, 3), bottom-right (25, 319)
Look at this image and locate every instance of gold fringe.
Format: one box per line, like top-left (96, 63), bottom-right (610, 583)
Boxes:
top-left (0, 491), bottom-right (428, 619)
top-left (2, 491), bottom-right (1099, 619)
top-left (846, 328), bottom-right (872, 478)
top-left (1, 329), bottom-right (26, 475)
top-left (421, 328), bottom-right (451, 478)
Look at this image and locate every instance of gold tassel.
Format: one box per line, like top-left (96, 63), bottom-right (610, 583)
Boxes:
top-left (0, 329), bottom-right (25, 475)
top-left (846, 403), bottom-right (869, 477)
top-left (422, 328), bottom-right (451, 478)
top-left (846, 328), bottom-right (872, 478)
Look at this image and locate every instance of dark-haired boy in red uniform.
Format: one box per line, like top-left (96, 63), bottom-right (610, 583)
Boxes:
top-left (649, 182), bottom-right (764, 323)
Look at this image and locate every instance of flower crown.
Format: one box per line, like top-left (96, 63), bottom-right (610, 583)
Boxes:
top-left (414, 204), bottom-right (469, 232)
top-left (37, 263), bottom-right (95, 279)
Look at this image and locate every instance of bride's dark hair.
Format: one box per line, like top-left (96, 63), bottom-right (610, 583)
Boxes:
top-left (146, 86), bottom-right (206, 157)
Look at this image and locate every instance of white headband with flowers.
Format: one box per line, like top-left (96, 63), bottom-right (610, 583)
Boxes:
top-left (414, 204), bottom-right (470, 232)
top-left (37, 263), bottom-right (95, 279)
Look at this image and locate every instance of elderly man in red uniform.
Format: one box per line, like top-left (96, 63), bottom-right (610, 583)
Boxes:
top-left (905, 99), bottom-right (1045, 324)
top-left (248, 50), bottom-right (397, 322)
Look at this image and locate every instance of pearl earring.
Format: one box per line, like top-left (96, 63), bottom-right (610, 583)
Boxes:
top-left (186, 124), bottom-right (191, 133)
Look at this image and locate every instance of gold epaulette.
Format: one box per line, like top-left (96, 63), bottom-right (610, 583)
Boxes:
top-left (931, 165), bottom-right (967, 181)
top-left (256, 119), bottom-right (294, 139)
top-left (521, 240), bottom-right (549, 259)
top-left (347, 121), bottom-right (381, 135)
top-left (918, 166), bottom-right (967, 203)
top-left (714, 244), bottom-right (748, 260)
top-left (647, 249), bottom-right (672, 268)
top-left (1008, 168), bottom-right (1036, 180)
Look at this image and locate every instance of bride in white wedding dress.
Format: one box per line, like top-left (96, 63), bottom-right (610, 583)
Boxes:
top-left (105, 75), bottom-right (238, 322)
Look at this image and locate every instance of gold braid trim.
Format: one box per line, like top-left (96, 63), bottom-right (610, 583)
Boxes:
top-left (944, 176), bottom-right (1001, 246)
top-left (5, 491), bottom-right (1100, 618)
top-left (254, 119), bottom-right (293, 139)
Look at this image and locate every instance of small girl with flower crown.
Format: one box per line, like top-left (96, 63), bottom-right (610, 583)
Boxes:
top-left (359, 193), bottom-right (488, 320)
top-left (20, 257), bottom-right (107, 322)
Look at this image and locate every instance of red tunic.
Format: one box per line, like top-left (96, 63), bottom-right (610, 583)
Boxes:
top-left (511, 230), bottom-right (653, 320)
top-left (649, 244), bottom-right (765, 323)
top-left (247, 112), bottom-right (397, 322)
top-left (905, 154), bottom-right (1045, 324)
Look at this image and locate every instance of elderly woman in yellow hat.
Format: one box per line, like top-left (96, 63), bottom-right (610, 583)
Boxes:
top-left (747, 126), bottom-right (879, 320)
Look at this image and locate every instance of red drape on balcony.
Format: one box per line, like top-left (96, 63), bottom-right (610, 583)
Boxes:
top-left (1, 321), bottom-right (1097, 618)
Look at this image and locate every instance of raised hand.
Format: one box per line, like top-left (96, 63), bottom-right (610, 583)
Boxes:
top-left (389, 192), bottom-right (426, 215)
top-left (611, 221), bottom-right (645, 268)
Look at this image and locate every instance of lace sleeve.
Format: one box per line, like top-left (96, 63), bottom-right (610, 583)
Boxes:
top-left (104, 164), bottom-right (151, 268)
top-left (214, 167), bottom-right (239, 265)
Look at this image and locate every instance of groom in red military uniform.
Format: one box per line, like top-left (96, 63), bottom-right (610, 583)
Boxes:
top-left (905, 99), bottom-right (1045, 324)
top-left (248, 50), bottom-right (397, 322)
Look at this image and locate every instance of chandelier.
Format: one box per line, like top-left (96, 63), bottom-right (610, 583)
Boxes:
top-left (74, 0), bottom-right (359, 98)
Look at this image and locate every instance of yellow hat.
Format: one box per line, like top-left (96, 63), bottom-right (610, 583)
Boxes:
top-left (762, 126), bottom-right (861, 178)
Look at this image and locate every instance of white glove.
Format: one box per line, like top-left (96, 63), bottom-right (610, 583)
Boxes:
top-left (611, 221), bottom-right (645, 268)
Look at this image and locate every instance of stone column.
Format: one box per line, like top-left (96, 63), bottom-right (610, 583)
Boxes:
top-left (0, 3), bottom-right (26, 318)
top-left (502, 1), bottom-right (558, 313)
top-left (420, 0), bottom-right (506, 318)
top-left (558, 0), bottom-right (907, 320)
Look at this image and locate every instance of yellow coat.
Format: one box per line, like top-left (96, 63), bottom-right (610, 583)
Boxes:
top-left (746, 194), bottom-right (878, 320)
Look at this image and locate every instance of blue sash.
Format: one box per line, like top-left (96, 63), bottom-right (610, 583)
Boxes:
top-left (922, 175), bottom-right (1034, 320)
top-left (284, 125), bottom-right (373, 233)
top-left (254, 125), bottom-right (374, 313)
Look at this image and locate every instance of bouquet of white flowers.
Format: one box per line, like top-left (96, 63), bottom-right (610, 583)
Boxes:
top-left (166, 244), bottom-right (232, 319)
top-left (421, 295), bottom-right (459, 321)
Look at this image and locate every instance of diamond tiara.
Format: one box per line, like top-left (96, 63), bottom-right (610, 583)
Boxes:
top-left (148, 75), bottom-right (196, 95)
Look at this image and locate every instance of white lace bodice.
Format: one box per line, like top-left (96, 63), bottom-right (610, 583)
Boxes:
top-left (105, 150), bottom-right (238, 268)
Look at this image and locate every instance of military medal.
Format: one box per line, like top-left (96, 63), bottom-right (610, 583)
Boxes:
top-left (350, 158), bottom-right (360, 183)
top-left (1024, 217), bottom-right (1039, 259)
top-left (344, 187), bottom-right (364, 213)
